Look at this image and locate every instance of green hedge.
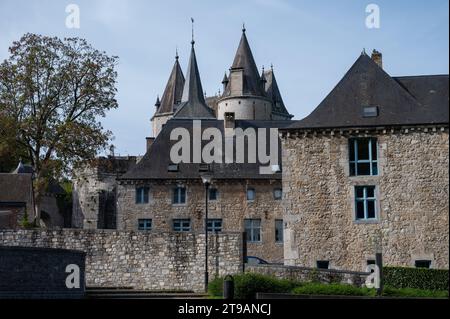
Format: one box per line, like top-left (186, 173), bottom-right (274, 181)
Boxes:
top-left (292, 283), bottom-right (376, 296)
top-left (208, 273), bottom-right (299, 299)
top-left (384, 267), bottom-right (449, 291)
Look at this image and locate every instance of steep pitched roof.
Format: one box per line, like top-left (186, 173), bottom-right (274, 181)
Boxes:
top-left (154, 56), bottom-right (185, 115)
top-left (264, 69), bottom-right (292, 117)
top-left (119, 119), bottom-right (292, 180)
top-left (288, 53), bottom-right (449, 129)
top-left (173, 43), bottom-right (215, 119)
top-left (222, 29), bottom-right (265, 97)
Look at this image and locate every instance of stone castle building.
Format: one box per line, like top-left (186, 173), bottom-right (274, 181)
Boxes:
top-left (73, 28), bottom-right (292, 262)
top-left (280, 51), bottom-right (449, 270)
top-left (72, 29), bottom-right (448, 269)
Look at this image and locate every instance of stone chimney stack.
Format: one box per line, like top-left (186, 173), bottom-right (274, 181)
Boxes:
top-left (371, 49), bottom-right (382, 69)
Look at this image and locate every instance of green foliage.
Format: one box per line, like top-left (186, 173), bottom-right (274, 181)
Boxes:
top-left (384, 267), bottom-right (449, 291)
top-left (18, 210), bottom-right (34, 229)
top-left (208, 273), bottom-right (299, 299)
top-left (0, 33), bottom-right (118, 194)
top-left (209, 272), bottom-right (449, 299)
top-left (382, 286), bottom-right (448, 298)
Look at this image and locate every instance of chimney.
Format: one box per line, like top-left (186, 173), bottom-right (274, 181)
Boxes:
top-left (146, 137), bottom-right (155, 151)
top-left (371, 49), bottom-right (382, 69)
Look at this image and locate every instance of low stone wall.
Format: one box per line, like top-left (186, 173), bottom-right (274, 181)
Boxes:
top-left (246, 264), bottom-right (369, 287)
top-left (0, 229), bottom-right (243, 292)
top-left (0, 246), bottom-right (85, 299)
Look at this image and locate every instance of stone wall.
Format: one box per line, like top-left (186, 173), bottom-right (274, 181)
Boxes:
top-left (245, 264), bottom-right (369, 287)
top-left (0, 246), bottom-right (85, 298)
top-left (0, 229), bottom-right (242, 292)
top-left (282, 129), bottom-right (449, 271)
top-left (72, 157), bottom-right (137, 229)
top-left (117, 179), bottom-right (284, 262)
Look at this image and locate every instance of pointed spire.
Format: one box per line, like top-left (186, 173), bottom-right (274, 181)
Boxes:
top-left (222, 72), bottom-right (229, 84)
top-left (174, 33), bottom-right (215, 119)
top-left (223, 26), bottom-right (264, 97)
top-left (155, 95), bottom-right (161, 108)
top-left (154, 54), bottom-right (185, 115)
top-left (260, 66), bottom-right (267, 83)
top-left (264, 67), bottom-right (292, 118)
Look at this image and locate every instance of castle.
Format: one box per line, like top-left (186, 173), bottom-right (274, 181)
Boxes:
top-left (70, 28), bottom-right (449, 269)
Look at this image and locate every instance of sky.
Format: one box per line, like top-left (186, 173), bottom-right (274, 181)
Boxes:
top-left (0, 0), bottom-right (448, 156)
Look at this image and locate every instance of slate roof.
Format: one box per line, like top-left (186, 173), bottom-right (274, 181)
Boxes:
top-left (287, 53), bottom-right (449, 130)
top-left (222, 29), bottom-right (265, 97)
top-left (264, 69), bottom-right (292, 118)
top-left (154, 56), bottom-right (185, 116)
top-left (173, 43), bottom-right (215, 119)
top-left (0, 173), bottom-right (33, 205)
top-left (119, 119), bottom-right (292, 180)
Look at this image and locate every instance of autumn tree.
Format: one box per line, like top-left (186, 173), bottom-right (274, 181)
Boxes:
top-left (0, 33), bottom-right (118, 225)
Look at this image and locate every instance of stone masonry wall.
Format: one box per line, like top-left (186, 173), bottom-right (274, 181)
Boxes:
top-left (0, 229), bottom-right (242, 292)
top-left (245, 264), bottom-right (369, 287)
top-left (282, 129), bottom-right (449, 271)
top-left (117, 179), bottom-right (284, 263)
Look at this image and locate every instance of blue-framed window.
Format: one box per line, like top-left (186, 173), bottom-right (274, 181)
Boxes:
top-left (273, 188), bottom-right (282, 200)
top-left (135, 187), bottom-right (149, 204)
top-left (138, 219), bottom-right (152, 231)
top-left (207, 219), bottom-right (222, 232)
top-left (247, 188), bottom-right (256, 201)
top-left (209, 188), bottom-right (218, 201)
top-left (244, 219), bottom-right (261, 242)
top-left (173, 219), bottom-right (191, 232)
top-left (355, 186), bottom-right (377, 220)
top-left (173, 186), bottom-right (186, 204)
top-left (349, 138), bottom-right (378, 176)
top-left (275, 219), bottom-right (283, 242)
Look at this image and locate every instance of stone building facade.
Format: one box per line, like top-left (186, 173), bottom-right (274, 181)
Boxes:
top-left (281, 51), bottom-right (449, 270)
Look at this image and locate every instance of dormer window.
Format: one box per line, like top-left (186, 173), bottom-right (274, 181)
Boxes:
top-left (362, 106), bottom-right (379, 117)
top-left (168, 164), bottom-right (179, 172)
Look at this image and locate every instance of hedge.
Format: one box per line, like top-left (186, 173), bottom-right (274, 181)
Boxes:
top-left (208, 273), bottom-right (299, 299)
top-left (384, 267), bottom-right (449, 291)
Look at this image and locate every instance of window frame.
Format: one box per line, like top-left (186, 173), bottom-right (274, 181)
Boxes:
top-left (135, 186), bottom-right (149, 204)
top-left (275, 219), bottom-right (283, 243)
top-left (246, 188), bottom-right (256, 201)
top-left (138, 218), bottom-right (152, 231)
top-left (349, 138), bottom-right (378, 176)
top-left (172, 218), bottom-right (191, 232)
top-left (172, 186), bottom-right (187, 205)
top-left (273, 188), bottom-right (282, 200)
top-left (244, 218), bottom-right (261, 242)
top-left (207, 218), bottom-right (222, 232)
top-left (208, 188), bottom-right (218, 201)
top-left (354, 185), bottom-right (378, 221)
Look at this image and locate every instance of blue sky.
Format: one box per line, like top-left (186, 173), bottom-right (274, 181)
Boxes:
top-left (0, 0), bottom-right (448, 156)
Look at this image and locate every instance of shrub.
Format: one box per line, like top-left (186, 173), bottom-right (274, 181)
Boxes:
top-left (208, 273), bottom-right (299, 299)
top-left (383, 286), bottom-right (448, 298)
top-left (384, 267), bottom-right (449, 291)
top-left (292, 283), bottom-right (376, 296)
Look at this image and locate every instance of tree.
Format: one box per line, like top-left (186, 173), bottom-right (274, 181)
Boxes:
top-left (0, 33), bottom-right (118, 225)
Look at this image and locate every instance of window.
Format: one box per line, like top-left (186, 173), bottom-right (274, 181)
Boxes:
top-left (138, 219), bottom-right (152, 231)
top-left (167, 164), bottom-right (179, 172)
top-left (316, 260), bottom-right (329, 269)
top-left (415, 260), bottom-right (431, 268)
top-left (355, 186), bottom-right (377, 220)
top-left (247, 188), bottom-right (256, 201)
top-left (349, 138), bottom-right (378, 176)
top-left (273, 188), bottom-right (282, 200)
top-left (275, 219), bottom-right (283, 243)
top-left (207, 219), bottom-right (222, 232)
top-left (209, 188), bottom-right (218, 201)
top-left (244, 219), bottom-right (261, 242)
top-left (173, 186), bottom-right (186, 204)
top-left (362, 106), bottom-right (379, 117)
top-left (135, 187), bottom-right (149, 204)
top-left (173, 219), bottom-right (191, 232)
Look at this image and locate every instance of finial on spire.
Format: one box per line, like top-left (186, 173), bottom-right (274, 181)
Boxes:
top-left (191, 17), bottom-right (195, 46)
top-left (242, 23), bottom-right (246, 33)
top-left (362, 48), bottom-right (366, 55)
top-left (270, 63), bottom-right (274, 71)
top-left (175, 46), bottom-right (179, 60)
